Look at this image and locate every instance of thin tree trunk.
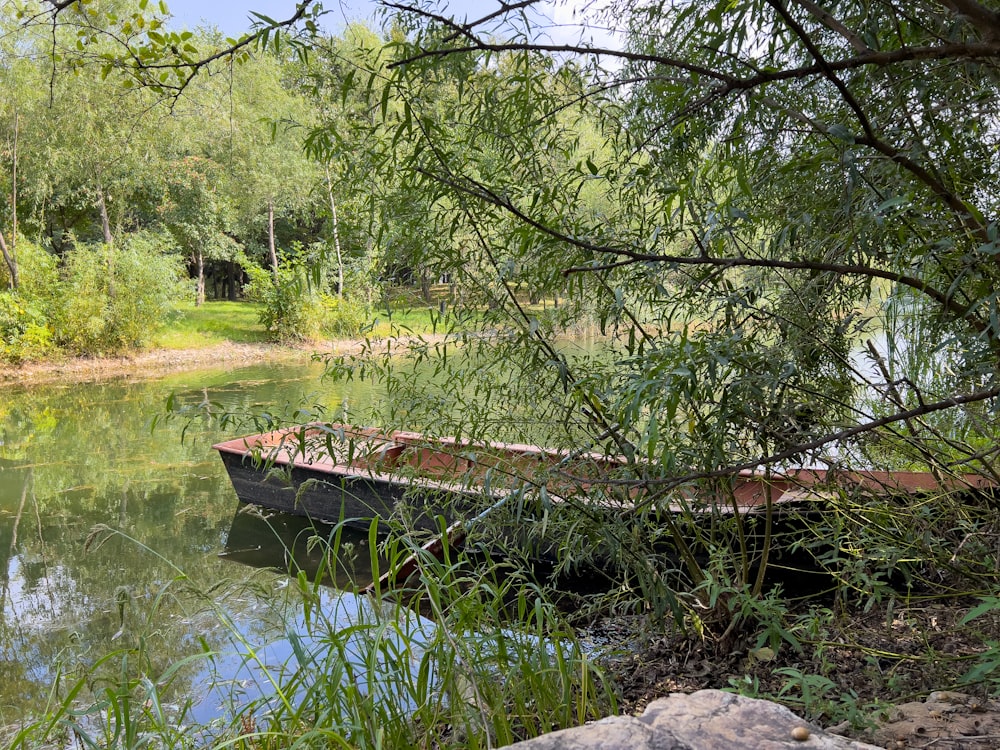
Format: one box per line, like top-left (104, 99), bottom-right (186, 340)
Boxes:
top-left (228, 260), bottom-right (239, 300)
top-left (11, 112), bottom-right (17, 256)
top-left (2, 113), bottom-right (18, 290)
top-left (97, 188), bottom-right (113, 245)
top-left (419, 269), bottom-right (432, 304)
top-left (0, 231), bottom-right (16, 290)
top-left (325, 164), bottom-right (344, 299)
top-left (267, 198), bottom-right (279, 284)
top-left (195, 250), bottom-right (205, 306)
top-left (96, 187), bottom-right (115, 298)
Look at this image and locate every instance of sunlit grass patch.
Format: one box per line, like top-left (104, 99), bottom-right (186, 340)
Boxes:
top-left (155, 301), bottom-right (270, 348)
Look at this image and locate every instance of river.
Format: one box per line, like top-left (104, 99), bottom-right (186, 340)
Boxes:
top-left (0, 360), bottom-right (387, 727)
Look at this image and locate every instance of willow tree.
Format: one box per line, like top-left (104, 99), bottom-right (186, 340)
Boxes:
top-left (29, 0), bottom-right (1000, 615)
top-left (298, 0), bottom-right (1000, 618)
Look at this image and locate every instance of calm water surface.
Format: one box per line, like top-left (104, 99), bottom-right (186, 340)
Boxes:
top-left (0, 360), bottom-right (387, 725)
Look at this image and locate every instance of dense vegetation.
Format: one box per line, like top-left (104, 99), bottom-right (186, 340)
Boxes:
top-left (0, 8), bottom-right (413, 358)
top-left (8, 0), bottom-right (1000, 747)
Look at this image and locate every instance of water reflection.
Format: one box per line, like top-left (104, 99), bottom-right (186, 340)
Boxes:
top-left (221, 506), bottom-right (378, 589)
top-left (0, 360), bottom-right (382, 724)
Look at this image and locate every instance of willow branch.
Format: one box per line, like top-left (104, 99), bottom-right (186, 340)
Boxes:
top-left (626, 384), bottom-right (1000, 501)
top-left (418, 167), bottom-right (977, 331)
top-left (768, 0), bottom-right (989, 242)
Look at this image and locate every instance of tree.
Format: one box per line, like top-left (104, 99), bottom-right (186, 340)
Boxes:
top-left (161, 156), bottom-right (239, 305)
top-left (289, 0), bottom-right (1000, 615)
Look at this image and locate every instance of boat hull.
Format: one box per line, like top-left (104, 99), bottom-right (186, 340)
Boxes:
top-left (216, 448), bottom-right (461, 532)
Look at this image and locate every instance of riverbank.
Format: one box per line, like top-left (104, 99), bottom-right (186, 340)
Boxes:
top-left (0, 341), bottom-right (329, 386)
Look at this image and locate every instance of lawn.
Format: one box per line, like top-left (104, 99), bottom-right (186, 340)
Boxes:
top-left (153, 300), bottom-right (270, 348)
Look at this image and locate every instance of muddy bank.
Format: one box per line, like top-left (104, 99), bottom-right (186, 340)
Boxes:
top-left (0, 341), bottom-right (358, 387)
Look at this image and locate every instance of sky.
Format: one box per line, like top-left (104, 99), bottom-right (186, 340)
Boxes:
top-left (161, 0), bottom-right (616, 47)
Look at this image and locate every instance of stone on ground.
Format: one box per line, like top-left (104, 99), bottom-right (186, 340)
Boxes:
top-left (507, 689), bottom-right (883, 749)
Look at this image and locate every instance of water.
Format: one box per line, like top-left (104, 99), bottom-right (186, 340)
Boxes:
top-left (0, 360), bottom-right (385, 724)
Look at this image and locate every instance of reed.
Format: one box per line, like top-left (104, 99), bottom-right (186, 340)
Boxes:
top-left (5, 520), bottom-right (616, 750)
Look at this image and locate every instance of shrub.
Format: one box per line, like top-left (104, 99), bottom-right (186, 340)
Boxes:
top-left (0, 290), bottom-right (53, 362)
top-left (245, 263), bottom-right (327, 342)
top-left (55, 234), bottom-right (185, 355)
top-left (0, 241), bottom-right (59, 362)
top-left (321, 294), bottom-right (369, 337)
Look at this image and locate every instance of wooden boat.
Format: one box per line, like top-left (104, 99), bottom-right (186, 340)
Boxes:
top-left (213, 422), bottom-right (638, 533)
top-left (213, 423), bottom-right (996, 534)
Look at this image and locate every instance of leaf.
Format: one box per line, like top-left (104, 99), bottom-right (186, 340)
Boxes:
top-left (827, 123), bottom-right (854, 142)
top-left (961, 597), bottom-right (999, 625)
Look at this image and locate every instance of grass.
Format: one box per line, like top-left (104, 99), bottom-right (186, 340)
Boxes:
top-left (5, 521), bottom-right (616, 750)
top-left (146, 283), bottom-right (574, 352)
top-left (152, 296), bottom-right (473, 350)
top-left (154, 300), bottom-right (270, 348)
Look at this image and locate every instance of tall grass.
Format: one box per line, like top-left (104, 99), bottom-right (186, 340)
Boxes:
top-left (5, 519), bottom-right (616, 750)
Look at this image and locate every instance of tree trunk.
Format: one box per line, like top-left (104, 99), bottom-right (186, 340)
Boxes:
top-left (325, 164), bottom-right (344, 299)
top-left (228, 260), bottom-right (239, 300)
top-left (195, 250), bottom-right (205, 306)
top-left (419, 270), bottom-right (432, 304)
top-left (96, 187), bottom-right (115, 299)
top-left (0, 231), bottom-right (17, 290)
top-left (10, 112), bottom-right (17, 257)
top-left (267, 198), bottom-right (279, 284)
top-left (3, 113), bottom-right (18, 290)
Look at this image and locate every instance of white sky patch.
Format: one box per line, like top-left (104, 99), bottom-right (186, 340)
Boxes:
top-left (538, 0), bottom-right (621, 50)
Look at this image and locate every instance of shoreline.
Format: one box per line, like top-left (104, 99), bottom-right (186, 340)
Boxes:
top-left (0, 334), bottom-right (451, 387)
top-left (0, 340), bottom-right (362, 387)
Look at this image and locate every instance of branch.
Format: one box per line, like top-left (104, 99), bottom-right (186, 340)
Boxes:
top-left (627, 384), bottom-right (1000, 501)
top-left (939, 0), bottom-right (1000, 40)
top-left (790, 0), bottom-right (871, 53)
top-left (391, 37), bottom-right (1000, 80)
top-left (38, 1), bottom-right (317, 97)
top-left (767, 0), bottom-right (989, 243)
top-left (380, 0), bottom-right (543, 45)
top-left (418, 167), bottom-right (979, 332)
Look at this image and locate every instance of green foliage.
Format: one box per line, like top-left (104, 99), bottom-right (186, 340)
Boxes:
top-left (245, 262), bottom-right (327, 343)
top-left (55, 234), bottom-right (185, 355)
top-left (0, 290), bottom-right (53, 362)
top-left (321, 293), bottom-right (369, 338)
top-left (0, 241), bottom-right (59, 362)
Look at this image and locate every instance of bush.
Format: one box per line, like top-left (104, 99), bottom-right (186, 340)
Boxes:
top-left (0, 290), bottom-right (53, 362)
top-left (55, 234), bottom-right (185, 355)
top-left (245, 263), bottom-right (327, 342)
top-left (0, 241), bottom-right (59, 362)
top-left (321, 294), bottom-right (369, 337)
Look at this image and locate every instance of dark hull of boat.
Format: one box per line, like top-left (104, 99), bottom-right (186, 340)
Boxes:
top-left (216, 449), bottom-right (463, 532)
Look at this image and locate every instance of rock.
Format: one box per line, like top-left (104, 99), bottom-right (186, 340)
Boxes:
top-left (847, 690), bottom-right (1000, 749)
top-left (507, 689), bottom-right (883, 749)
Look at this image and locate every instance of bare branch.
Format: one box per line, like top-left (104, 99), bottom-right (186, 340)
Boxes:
top-left (790, 0), bottom-right (871, 53)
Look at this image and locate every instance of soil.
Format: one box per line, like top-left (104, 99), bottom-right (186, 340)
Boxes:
top-left (0, 339), bottom-right (369, 387)
top-left (596, 596), bottom-right (1000, 748)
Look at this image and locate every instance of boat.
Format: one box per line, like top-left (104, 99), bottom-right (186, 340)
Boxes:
top-left (213, 423), bottom-right (997, 535)
top-left (213, 422), bottom-right (639, 534)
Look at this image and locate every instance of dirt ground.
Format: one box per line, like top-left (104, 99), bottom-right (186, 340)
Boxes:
top-left (598, 596), bottom-right (1000, 748)
top-left (0, 340), bottom-right (371, 387)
